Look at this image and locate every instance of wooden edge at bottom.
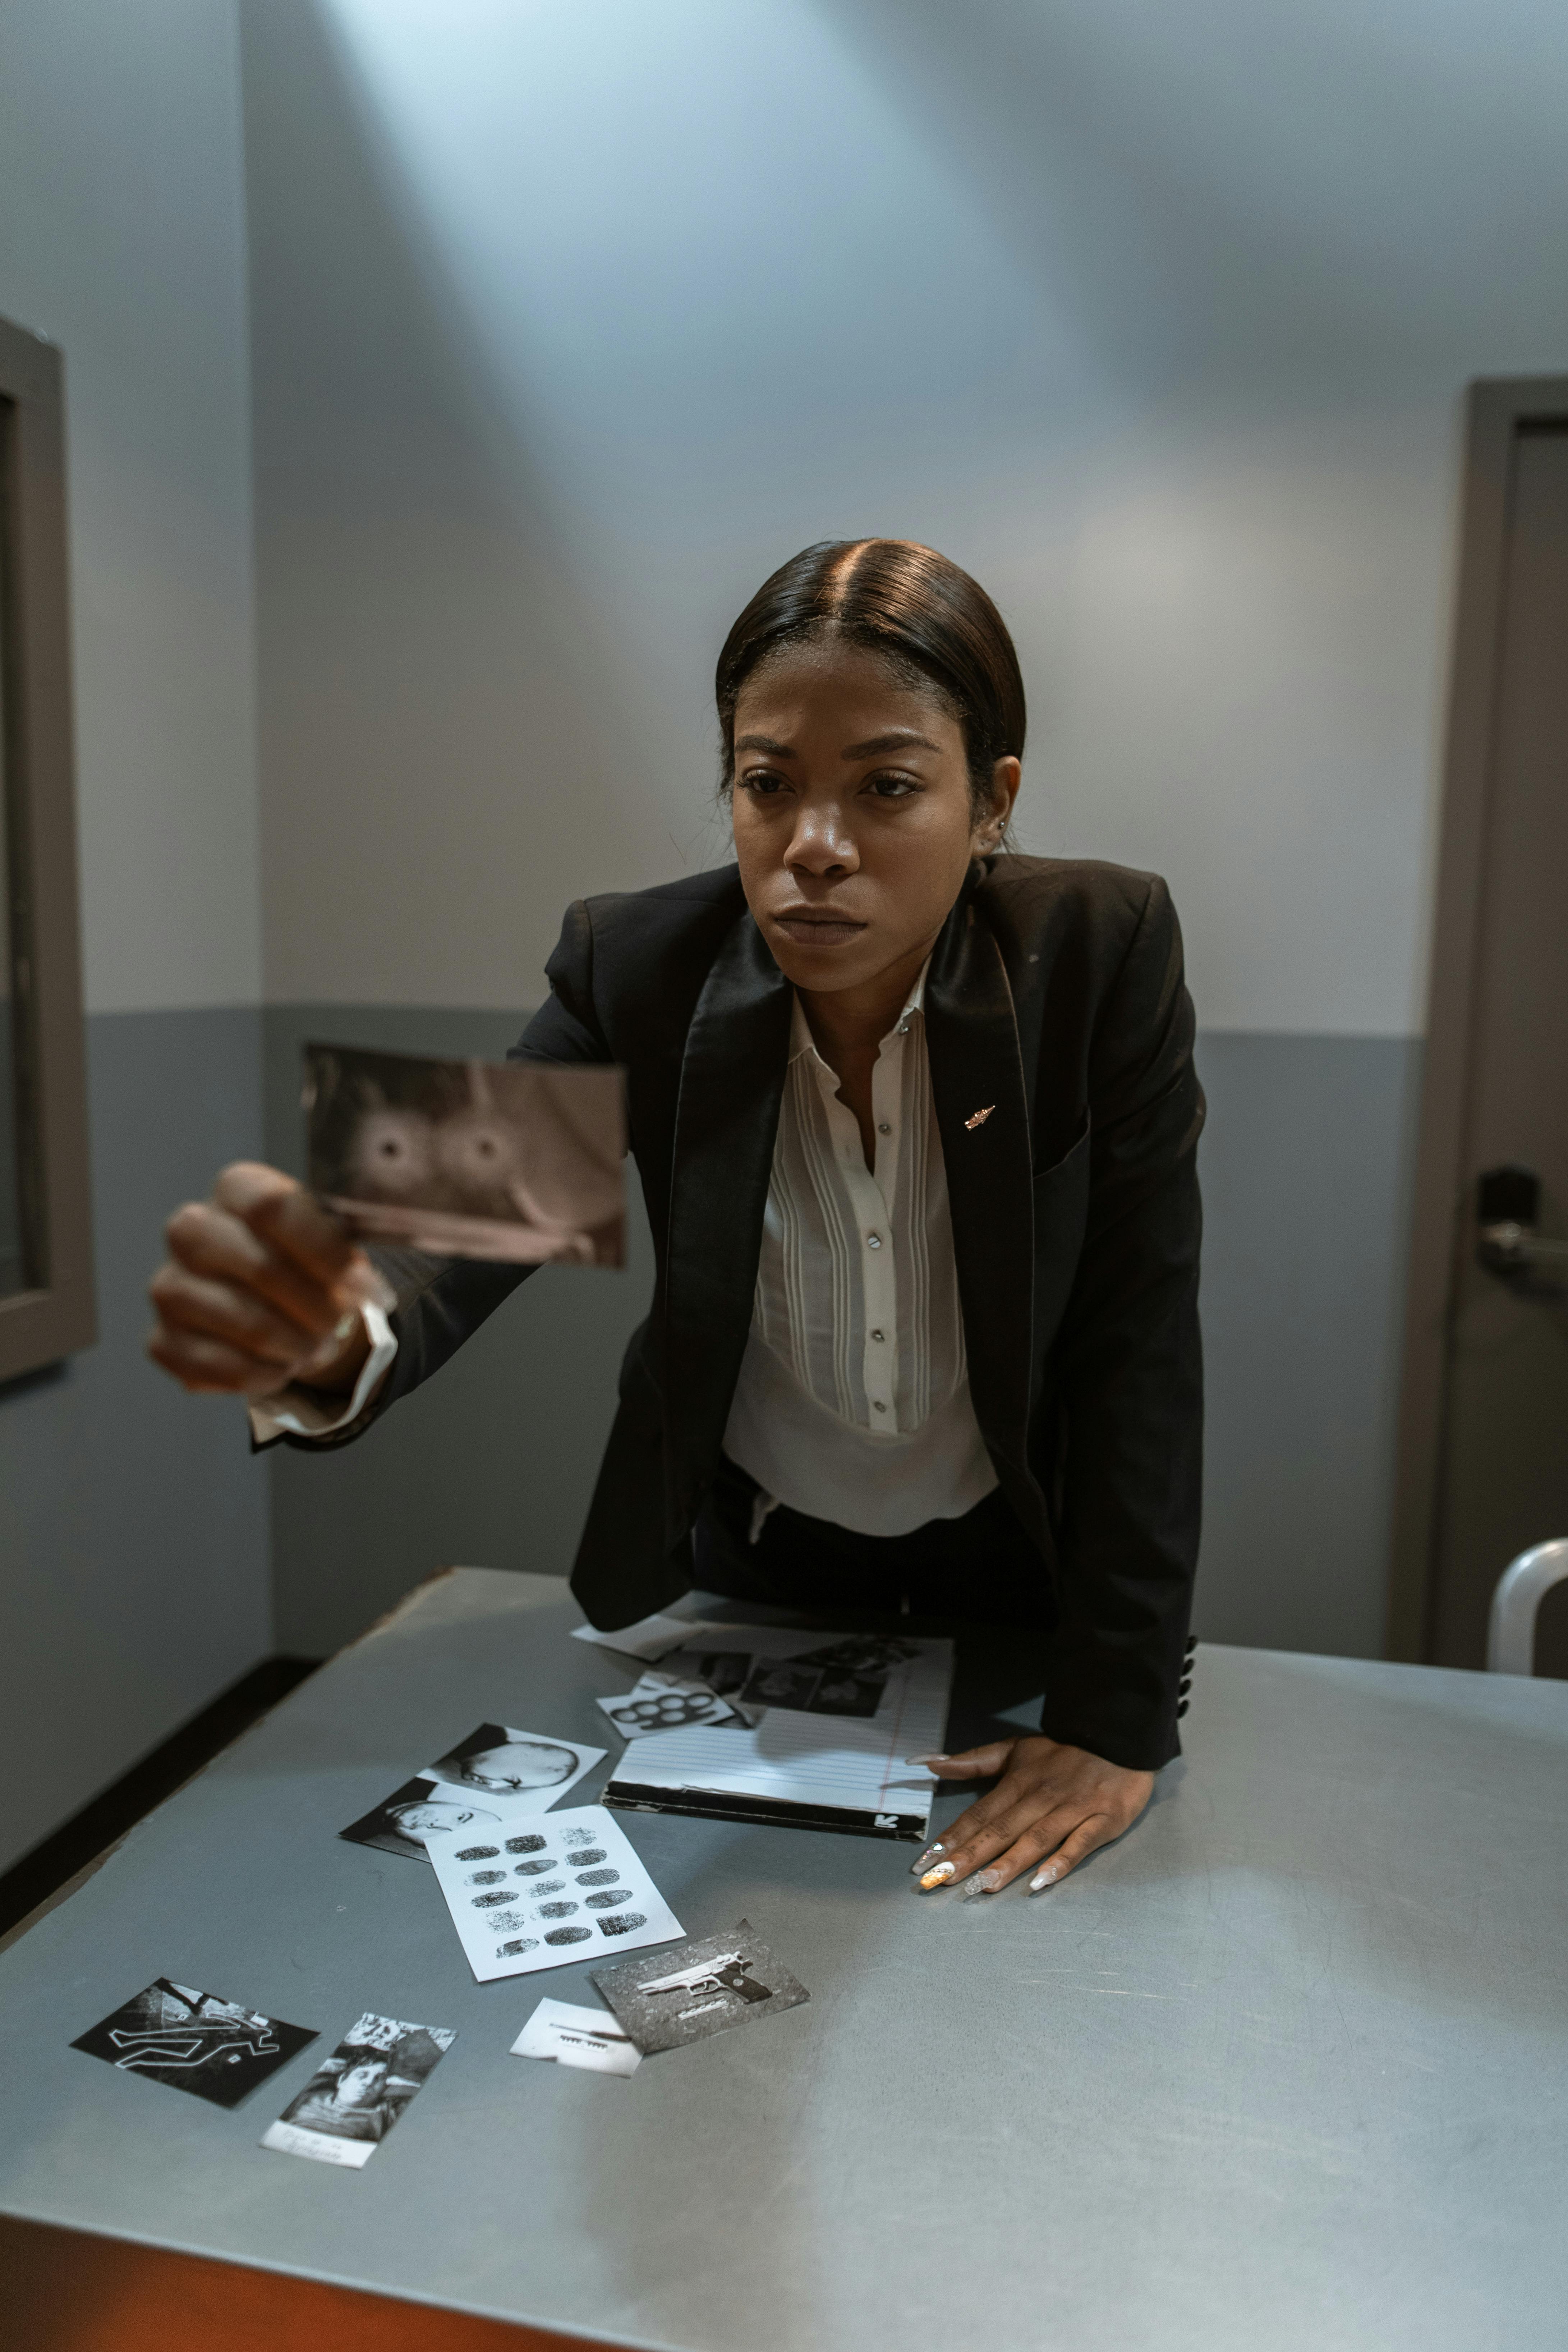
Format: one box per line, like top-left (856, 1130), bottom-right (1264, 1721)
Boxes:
top-left (0, 2215), bottom-right (620, 2352)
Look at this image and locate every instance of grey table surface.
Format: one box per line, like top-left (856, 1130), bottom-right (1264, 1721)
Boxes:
top-left (2, 1566), bottom-right (1565, 2352)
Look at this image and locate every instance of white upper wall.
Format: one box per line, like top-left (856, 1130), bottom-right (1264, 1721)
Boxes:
top-left (248, 0), bottom-right (1568, 1033)
top-left (0, 0), bottom-right (259, 1015)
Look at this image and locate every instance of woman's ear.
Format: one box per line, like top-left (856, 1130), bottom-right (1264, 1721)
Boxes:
top-left (975, 755), bottom-right (1022, 852)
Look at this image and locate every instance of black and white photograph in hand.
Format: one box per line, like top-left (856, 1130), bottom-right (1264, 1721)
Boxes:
top-left (304, 1042), bottom-right (625, 1263)
top-left (71, 1978), bottom-right (318, 2109)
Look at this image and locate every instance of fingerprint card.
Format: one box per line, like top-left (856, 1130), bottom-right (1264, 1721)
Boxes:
top-left (261, 2011), bottom-right (455, 2169)
top-left (426, 1805), bottom-right (683, 1983)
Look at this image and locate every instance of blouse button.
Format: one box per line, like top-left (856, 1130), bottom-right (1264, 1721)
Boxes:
top-left (866, 1234), bottom-right (882, 1250)
top-left (870, 1329), bottom-right (885, 1343)
top-left (878, 1122), bottom-right (892, 1135)
top-left (873, 1400), bottom-right (887, 1412)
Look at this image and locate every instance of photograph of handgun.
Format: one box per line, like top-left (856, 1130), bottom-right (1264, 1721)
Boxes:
top-left (593, 1919), bottom-right (809, 2054)
top-left (636, 1952), bottom-right (772, 2006)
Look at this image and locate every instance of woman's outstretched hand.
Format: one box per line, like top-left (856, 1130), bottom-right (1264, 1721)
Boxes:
top-left (148, 1162), bottom-right (383, 1398)
top-left (907, 1735), bottom-right (1154, 1896)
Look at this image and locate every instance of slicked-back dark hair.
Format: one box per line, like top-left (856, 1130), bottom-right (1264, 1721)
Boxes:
top-left (715, 538), bottom-right (1026, 815)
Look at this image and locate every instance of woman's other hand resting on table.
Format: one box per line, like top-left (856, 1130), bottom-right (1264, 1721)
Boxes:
top-left (907, 1736), bottom-right (1154, 1895)
top-left (147, 1162), bottom-right (382, 1399)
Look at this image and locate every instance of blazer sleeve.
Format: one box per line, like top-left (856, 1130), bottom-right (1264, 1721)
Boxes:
top-left (1039, 876), bottom-right (1204, 1770)
top-left (269, 902), bottom-right (615, 1452)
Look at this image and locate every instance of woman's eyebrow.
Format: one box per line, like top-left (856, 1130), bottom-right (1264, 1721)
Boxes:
top-left (734, 732), bottom-right (795, 755)
top-left (843, 730), bottom-right (940, 757)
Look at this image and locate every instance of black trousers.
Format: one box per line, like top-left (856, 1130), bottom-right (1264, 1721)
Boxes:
top-left (693, 1453), bottom-right (1054, 1632)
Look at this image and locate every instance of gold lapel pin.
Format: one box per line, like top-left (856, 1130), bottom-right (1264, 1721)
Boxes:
top-left (964, 1105), bottom-right (995, 1130)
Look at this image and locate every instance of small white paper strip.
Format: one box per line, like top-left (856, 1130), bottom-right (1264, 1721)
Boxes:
top-left (571, 1613), bottom-right (723, 1663)
top-left (427, 1804), bottom-right (684, 1983)
top-left (511, 1998), bottom-right (642, 2076)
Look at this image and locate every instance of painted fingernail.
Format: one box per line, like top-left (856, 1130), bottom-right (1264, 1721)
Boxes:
top-left (965, 1868), bottom-right (1003, 1897)
top-left (1029, 1865), bottom-right (1059, 1893)
top-left (910, 1842), bottom-right (945, 1874)
top-left (906, 1754), bottom-right (948, 1766)
top-left (919, 1861), bottom-right (957, 1889)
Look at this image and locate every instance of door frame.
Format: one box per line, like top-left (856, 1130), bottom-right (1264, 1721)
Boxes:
top-left (1386, 375), bottom-right (1568, 1661)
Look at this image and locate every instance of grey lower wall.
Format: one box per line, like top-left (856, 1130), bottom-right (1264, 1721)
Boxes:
top-left (0, 1008), bottom-right (273, 1877)
top-left (266, 1008), bottom-right (1420, 1669)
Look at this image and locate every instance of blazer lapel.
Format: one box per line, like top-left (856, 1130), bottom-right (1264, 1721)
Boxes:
top-left (662, 904), bottom-right (793, 1526)
top-left (925, 883), bottom-right (1037, 1493)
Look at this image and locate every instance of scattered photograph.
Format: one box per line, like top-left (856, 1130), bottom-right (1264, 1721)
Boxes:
top-left (740, 1637), bottom-right (919, 1719)
top-left (261, 2011), bottom-right (456, 2170)
top-left (510, 1997), bottom-right (642, 2076)
top-left (426, 1804), bottom-right (684, 1983)
top-left (339, 1724), bottom-right (606, 1862)
top-left (659, 1646), bottom-right (755, 1696)
top-left (304, 1043), bottom-right (624, 1265)
top-left (592, 1919), bottom-right (809, 2056)
top-left (570, 1613), bottom-right (728, 1663)
top-left (428, 1723), bottom-right (603, 1805)
top-left (338, 1773), bottom-right (511, 1862)
top-left (597, 1672), bottom-right (748, 1739)
top-left (72, 1977), bottom-right (317, 2110)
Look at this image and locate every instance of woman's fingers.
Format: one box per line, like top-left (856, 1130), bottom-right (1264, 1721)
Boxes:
top-left (149, 1161), bottom-right (389, 1400)
top-left (150, 1260), bottom-right (321, 1369)
top-left (160, 1205), bottom-right (339, 1344)
top-left (908, 1741), bottom-right (1016, 1780)
top-left (910, 1758), bottom-right (1038, 1876)
top-left (1026, 1814), bottom-right (1117, 1892)
top-left (910, 1735), bottom-right (1155, 1893)
top-left (211, 1162), bottom-right (367, 1305)
top-left (914, 1784), bottom-right (1072, 1887)
top-left (147, 1319), bottom-right (311, 1397)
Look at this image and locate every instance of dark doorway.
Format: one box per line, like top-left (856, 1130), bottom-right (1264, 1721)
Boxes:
top-left (1390, 379), bottom-right (1568, 1677)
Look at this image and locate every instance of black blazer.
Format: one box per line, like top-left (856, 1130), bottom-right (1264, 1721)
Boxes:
top-left (305, 856), bottom-right (1204, 1771)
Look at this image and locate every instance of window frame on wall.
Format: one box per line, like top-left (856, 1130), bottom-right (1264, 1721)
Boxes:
top-left (0, 312), bottom-right (94, 1380)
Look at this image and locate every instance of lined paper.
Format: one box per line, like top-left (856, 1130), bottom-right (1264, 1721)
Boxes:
top-left (603, 1633), bottom-right (951, 1840)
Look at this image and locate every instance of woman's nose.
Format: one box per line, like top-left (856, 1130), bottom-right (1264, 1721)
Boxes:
top-left (785, 805), bottom-right (857, 874)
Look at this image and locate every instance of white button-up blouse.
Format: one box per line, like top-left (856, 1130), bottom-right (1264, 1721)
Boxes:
top-left (720, 965), bottom-right (998, 1538)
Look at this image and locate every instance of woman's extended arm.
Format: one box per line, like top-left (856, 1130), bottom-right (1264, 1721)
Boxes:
top-left (147, 901), bottom-right (613, 1417)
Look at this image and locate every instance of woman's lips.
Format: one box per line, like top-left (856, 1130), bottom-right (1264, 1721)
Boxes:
top-left (771, 911), bottom-right (868, 946)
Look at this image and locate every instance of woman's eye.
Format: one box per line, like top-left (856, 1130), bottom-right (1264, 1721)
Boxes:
top-left (865, 772), bottom-right (919, 799)
top-left (740, 770), bottom-right (790, 796)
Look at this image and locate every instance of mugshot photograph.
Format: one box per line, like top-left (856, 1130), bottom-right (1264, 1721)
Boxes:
top-left (149, 538), bottom-right (1204, 1899)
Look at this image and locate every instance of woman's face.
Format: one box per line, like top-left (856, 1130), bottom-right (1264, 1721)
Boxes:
top-left (730, 641), bottom-right (1020, 1000)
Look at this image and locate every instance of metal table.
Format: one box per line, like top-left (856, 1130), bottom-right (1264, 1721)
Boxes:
top-left (2, 1567), bottom-right (1565, 2351)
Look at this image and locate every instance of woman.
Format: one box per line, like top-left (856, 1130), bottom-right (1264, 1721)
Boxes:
top-left (148, 539), bottom-right (1203, 1900)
